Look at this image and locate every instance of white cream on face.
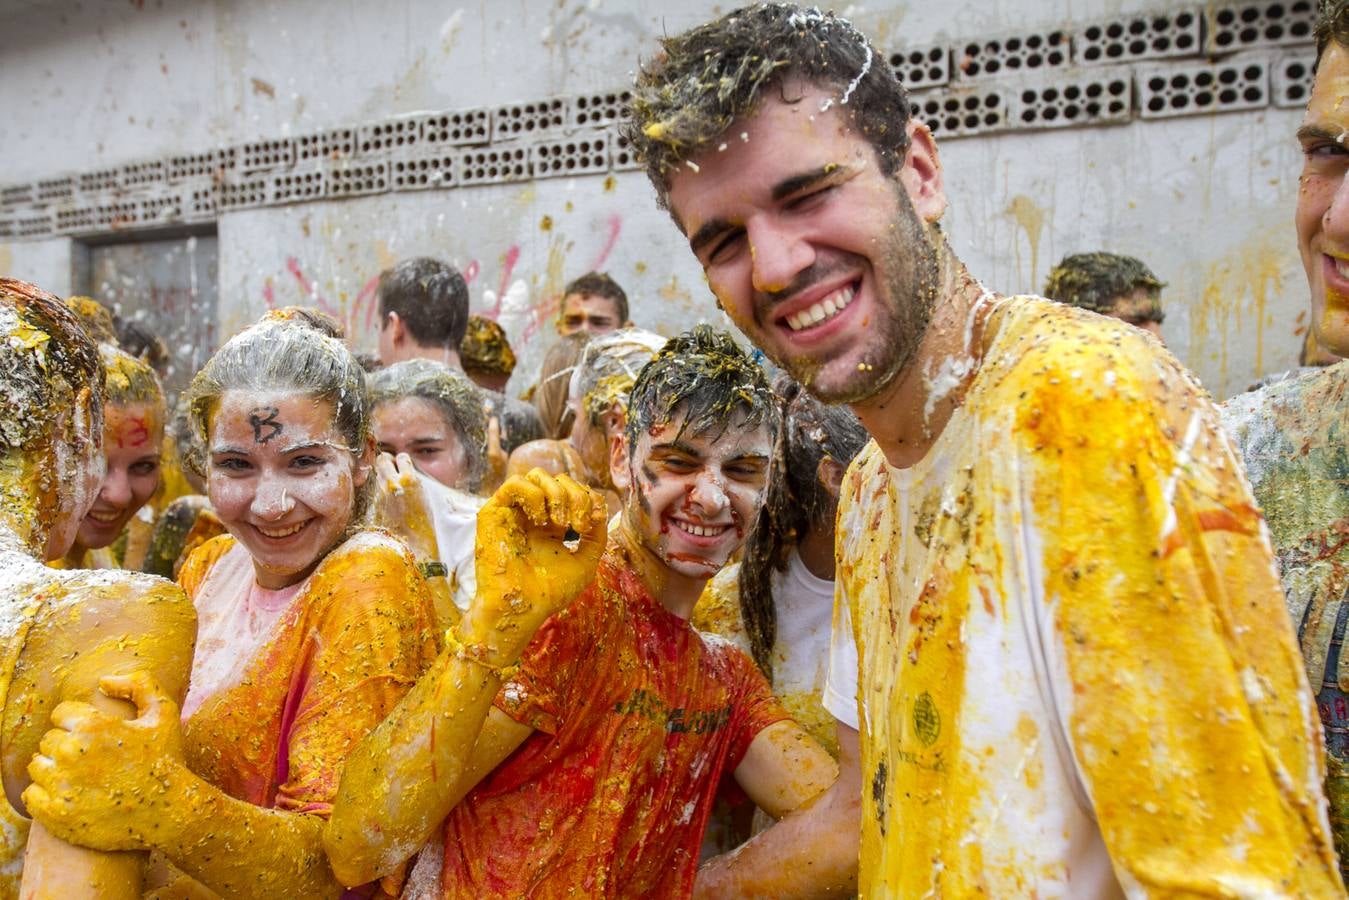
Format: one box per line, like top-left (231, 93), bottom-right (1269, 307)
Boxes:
top-left (207, 391), bottom-right (364, 589)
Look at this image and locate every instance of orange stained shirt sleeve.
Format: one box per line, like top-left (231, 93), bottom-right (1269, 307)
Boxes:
top-left (176, 533), bottom-right (236, 599)
top-left (274, 538), bottom-right (441, 816)
top-left (1013, 321), bottom-right (1344, 894)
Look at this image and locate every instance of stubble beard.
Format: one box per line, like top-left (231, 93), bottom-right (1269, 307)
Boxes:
top-left (789, 190), bottom-right (941, 406)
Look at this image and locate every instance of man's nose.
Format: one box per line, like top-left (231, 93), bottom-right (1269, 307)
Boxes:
top-left (748, 216), bottom-right (816, 295)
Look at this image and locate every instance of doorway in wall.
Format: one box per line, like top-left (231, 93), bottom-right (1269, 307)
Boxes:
top-left (78, 228), bottom-right (219, 402)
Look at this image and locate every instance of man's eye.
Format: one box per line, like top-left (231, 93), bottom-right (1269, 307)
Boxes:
top-left (662, 457), bottom-right (697, 471)
top-left (1306, 141), bottom-right (1349, 160)
top-left (785, 185), bottom-right (834, 210)
top-left (130, 461), bottom-right (160, 477)
top-left (707, 232), bottom-right (745, 265)
top-left (291, 455), bottom-right (326, 470)
top-left (215, 458), bottom-right (251, 472)
top-left (415, 447), bottom-right (442, 457)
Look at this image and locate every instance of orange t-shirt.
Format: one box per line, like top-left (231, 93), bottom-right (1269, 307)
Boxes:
top-left (439, 554), bottom-right (790, 898)
top-left (177, 530), bottom-right (439, 815)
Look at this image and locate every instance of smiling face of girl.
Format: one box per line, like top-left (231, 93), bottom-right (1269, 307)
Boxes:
top-left (207, 391), bottom-right (369, 589)
top-left (74, 401), bottom-right (165, 551)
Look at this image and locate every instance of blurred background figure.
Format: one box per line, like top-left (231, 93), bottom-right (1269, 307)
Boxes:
top-left (693, 375), bottom-right (869, 757)
top-left (114, 316), bottom-right (171, 382)
top-left (64, 294), bottom-right (120, 345)
top-left (532, 332), bottom-right (590, 440)
top-left (368, 360), bottom-right (488, 495)
top-left (52, 344), bottom-right (166, 571)
top-left (1043, 252), bottom-right (1167, 340)
top-left (556, 271), bottom-right (632, 337)
top-left (376, 257), bottom-right (469, 370)
top-left (368, 359), bottom-right (489, 623)
top-left (460, 314), bottom-right (517, 393)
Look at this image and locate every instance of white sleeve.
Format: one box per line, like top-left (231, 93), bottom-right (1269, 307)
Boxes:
top-left (822, 580), bottom-right (860, 730)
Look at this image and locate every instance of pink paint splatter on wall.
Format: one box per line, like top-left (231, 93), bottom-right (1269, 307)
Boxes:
top-left (589, 214), bottom-right (622, 271)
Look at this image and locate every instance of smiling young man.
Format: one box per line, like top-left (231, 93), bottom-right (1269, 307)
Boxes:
top-left (326, 326), bottom-right (838, 898)
top-left (626, 4), bottom-right (1342, 896)
top-left (1221, 0), bottom-right (1349, 880)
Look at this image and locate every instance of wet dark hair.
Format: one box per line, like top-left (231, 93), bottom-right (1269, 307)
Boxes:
top-left (1317, 0), bottom-right (1349, 64)
top-left (625, 325), bottom-right (777, 451)
top-left (624, 3), bottom-right (910, 207)
top-left (367, 359), bottom-right (489, 492)
top-left (100, 344), bottom-right (164, 408)
top-left (377, 257), bottom-right (469, 349)
top-left (739, 375), bottom-right (867, 677)
top-left (1043, 252), bottom-right (1164, 318)
top-left (562, 272), bottom-right (629, 324)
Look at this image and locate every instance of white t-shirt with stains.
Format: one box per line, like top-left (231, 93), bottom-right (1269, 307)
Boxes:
top-left (822, 296), bottom-right (1338, 896)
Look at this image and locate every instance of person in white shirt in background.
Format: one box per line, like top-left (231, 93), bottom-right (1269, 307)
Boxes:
top-left (367, 359), bottom-right (489, 626)
top-left (694, 373), bottom-right (868, 759)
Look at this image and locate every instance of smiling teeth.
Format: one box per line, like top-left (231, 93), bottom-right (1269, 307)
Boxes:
top-left (258, 522), bottom-right (305, 538)
top-left (787, 285), bottom-right (855, 332)
top-left (675, 520), bottom-right (728, 538)
top-left (1336, 257), bottom-right (1349, 280)
top-left (87, 510), bottom-right (120, 523)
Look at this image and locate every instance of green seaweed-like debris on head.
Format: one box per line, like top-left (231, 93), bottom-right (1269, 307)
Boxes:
top-left (625, 325), bottom-right (778, 451)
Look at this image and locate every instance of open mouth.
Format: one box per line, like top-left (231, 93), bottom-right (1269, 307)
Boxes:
top-left (255, 520), bottom-right (309, 539)
top-left (784, 282), bottom-right (857, 333)
top-left (86, 509), bottom-right (122, 524)
top-left (670, 518), bottom-right (731, 540)
top-left (1329, 255), bottom-right (1349, 282)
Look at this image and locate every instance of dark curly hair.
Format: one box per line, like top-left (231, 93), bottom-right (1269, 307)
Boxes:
top-left (625, 325), bottom-right (777, 450)
top-left (1317, 0), bottom-right (1349, 64)
top-left (624, 3), bottom-right (910, 207)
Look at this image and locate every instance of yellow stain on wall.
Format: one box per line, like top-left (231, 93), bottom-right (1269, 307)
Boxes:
top-left (1189, 233), bottom-right (1291, 390)
top-left (1005, 195), bottom-right (1048, 291)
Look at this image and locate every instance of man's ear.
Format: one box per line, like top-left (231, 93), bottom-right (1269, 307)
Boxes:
top-left (602, 403), bottom-right (627, 440)
top-left (897, 119), bottom-right (947, 223)
top-left (816, 456), bottom-right (846, 501)
top-left (385, 311), bottom-right (406, 347)
top-left (609, 432), bottom-right (632, 492)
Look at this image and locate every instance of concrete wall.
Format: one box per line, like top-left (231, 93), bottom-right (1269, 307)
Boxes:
top-left (0, 0), bottom-right (1314, 399)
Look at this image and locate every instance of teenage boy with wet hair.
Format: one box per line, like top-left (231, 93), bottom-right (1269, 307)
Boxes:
top-left (626, 3), bottom-right (1341, 896)
top-left (1222, 0), bottom-right (1349, 879)
top-left (327, 325), bottom-right (837, 897)
top-left (377, 257), bottom-right (471, 369)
